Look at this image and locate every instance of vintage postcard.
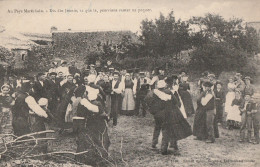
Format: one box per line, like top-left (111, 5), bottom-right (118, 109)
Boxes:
top-left (0, 0), bottom-right (259, 166)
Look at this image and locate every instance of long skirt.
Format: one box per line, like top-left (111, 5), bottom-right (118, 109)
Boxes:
top-left (29, 114), bottom-right (47, 153)
top-left (76, 118), bottom-right (110, 166)
top-left (226, 105), bottom-right (241, 122)
top-left (225, 92), bottom-right (235, 114)
top-left (12, 116), bottom-right (31, 137)
top-left (193, 106), bottom-right (208, 140)
top-left (0, 107), bottom-right (13, 134)
top-left (121, 88), bottom-right (135, 115)
top-left (179, 90), bottom-right (195, 117)
top-left (0, 107), bottom-right (13, 142)
top-left (167, 105), bottom-right (192, 141)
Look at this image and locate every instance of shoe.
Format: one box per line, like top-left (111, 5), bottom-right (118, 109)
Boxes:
top-left (151, 145), bottom-right (157, 150)
top-left (248, 140), bottom-right (252, 143)
top-left (161, 151), bottom-right (168, 155)
top-left (253, 141), bottom-right (259, 144)
top-left (239, 139), bottom-right (244, 143)
top-left (205, 140), bottom-right (214, 143)
top-left (173, 150), bottom-right (181, 156)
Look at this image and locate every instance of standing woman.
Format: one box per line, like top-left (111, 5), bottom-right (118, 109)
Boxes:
top-left (0, 84), bottom-right (15, 138)
top-left (121, 73), bottom-right (135, 116)
top-left (179, 74), bottom-right (195, 117)
top-left (226, 90), bottom-right (243, 129)
top-left (224, 77), bottom-right (236, 122)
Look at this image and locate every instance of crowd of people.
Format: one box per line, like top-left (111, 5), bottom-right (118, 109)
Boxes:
top-left (194, 72), bottom-right (259, 144)
top-left (0, 59), bottom-right (259, 165)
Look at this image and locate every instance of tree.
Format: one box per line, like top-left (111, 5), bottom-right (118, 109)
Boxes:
top-left (189, 13), bottom-right (259, 73)
top-left (140, 11), bottom-right (191, 61)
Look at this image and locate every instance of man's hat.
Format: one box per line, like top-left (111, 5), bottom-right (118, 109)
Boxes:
top-left (49, 72), bottom-right (57, 76)
top-left (244, 92), bottom-right (252, 97)
top-left (61, 60), bottom-right (67, 65)
top-left (109, 67), bottom-right (115, 71)
top-left (139, 72), bottom-right (145, 75)
top-left (37, 72), bottom-right (45, 77)
top-left (235, 73), bottom-right (242, 77)
top-left (216, 80), bottom-right (223, 85)
top-left (203, 81), bottom-right (213, 88)
top-left (244, 76), bottom-right (252, 81)
top-left (113, 72), bottom-right (120, 76)
top-left (208, 73), bottom-right (216, 78)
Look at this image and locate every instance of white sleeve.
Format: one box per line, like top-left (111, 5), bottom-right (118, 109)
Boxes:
top-left (149, 76), bottom-right (158, 85)
top-left (80, 98), bottom-right (99, 113)
top-left (133, 79), bottom-right (137, 94)
top-left (154, 89), bottom-right (172, 101)
top-left (201, 94), bottom-right (213, 106)
top-left (113, 82), bottom-right (124, 94)
top-left (25, 96), bottom-right (48, 118)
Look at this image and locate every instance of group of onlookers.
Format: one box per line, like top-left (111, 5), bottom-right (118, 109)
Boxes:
top-left (0, 59), bottom-right (259, 165)
top-left (194, 71), bottom-right (259, 144)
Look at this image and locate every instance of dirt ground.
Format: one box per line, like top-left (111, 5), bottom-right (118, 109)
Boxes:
top-left (45, 112), bottom-right (259, 167)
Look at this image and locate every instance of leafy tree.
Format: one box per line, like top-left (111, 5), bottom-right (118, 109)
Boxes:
top-left (140, 11), bottom-right (191, 61)
top-left (189, 13), bottom-right (259, 73)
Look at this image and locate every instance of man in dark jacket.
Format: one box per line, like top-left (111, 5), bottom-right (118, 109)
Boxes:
top-left (46, 72), bottom-right (60, 113)
top-left (33, 73), bottom-right (48, 101)
top-left (214, 81), bottom-right (225, 124)
top-left (201, 81), bottom-right (216, 143)
top-left (135, 72), bottom-right (149, 116)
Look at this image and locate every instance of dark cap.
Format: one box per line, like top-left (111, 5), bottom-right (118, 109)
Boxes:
top-left (215, 80), bottom-right (223, 85)
top-left (244, 76), bottom-right (252, 81)
top-left (49, 72), bottom-right (57, 76)
top-left (37, 72), bottom-right (45, 77)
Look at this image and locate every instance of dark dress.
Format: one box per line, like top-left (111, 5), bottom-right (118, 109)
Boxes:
top-left (12, 93), bottom-right (31, 136)
top-left (193, 92), bottom-right (208, 140)
top-left (145, 89), bottom-right (192, 149)
top-left (162, 89), bottom-right (192, 141)
top-left (121, 80), bottom-right (135, 115)
top-left (76, 99), bottom-right (110, 166)
top-left (56, 81), bottom-right (76, 128)
top-left (179, 82), bottom-right (195, 117)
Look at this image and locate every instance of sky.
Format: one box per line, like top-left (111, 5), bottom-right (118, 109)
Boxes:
top-left (0, 0), bottom-right (259, 34)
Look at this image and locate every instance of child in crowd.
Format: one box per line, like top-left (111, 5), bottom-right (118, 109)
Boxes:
top-left (251, 95), bottom-right (259, 144)
top-left (0, 84), bottom-right (14, 139)
top-left (214, 81), bottom-right (225, 124)
top-left (239, 94), bottom-right (256, 143)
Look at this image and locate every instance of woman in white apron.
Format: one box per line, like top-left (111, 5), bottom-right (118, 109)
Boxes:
top-left (225, 77), bottom-right (236, 120)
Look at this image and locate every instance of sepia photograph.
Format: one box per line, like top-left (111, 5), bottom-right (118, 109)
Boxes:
top-left (0, 0), bottom-right (259, 166)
